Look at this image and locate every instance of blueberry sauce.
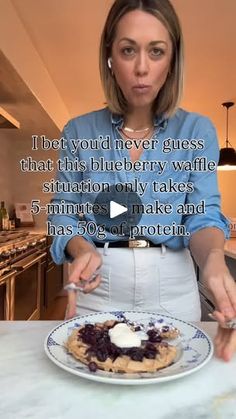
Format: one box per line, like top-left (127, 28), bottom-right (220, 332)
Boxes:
top-left (78, 321), bottom-right (168, 366)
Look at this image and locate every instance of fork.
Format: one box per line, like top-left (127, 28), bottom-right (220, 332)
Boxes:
top-left (64, 270), bottom-right (100, 293)
top-left (208, 313), bottom-right (236, 329)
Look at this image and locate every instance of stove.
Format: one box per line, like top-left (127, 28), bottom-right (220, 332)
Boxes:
top-left (0, 231), bottom-right (47, 320)
top-left (0, 230), bottom-right (46, 278)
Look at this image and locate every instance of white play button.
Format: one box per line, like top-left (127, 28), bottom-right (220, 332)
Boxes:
top-left (110, 201), bottom-right (127, 219)
top-left (93, 184), bottom-right (143, 236)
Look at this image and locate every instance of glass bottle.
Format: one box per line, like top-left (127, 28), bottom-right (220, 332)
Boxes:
top-left (0, 201), bottom-right (9, 230)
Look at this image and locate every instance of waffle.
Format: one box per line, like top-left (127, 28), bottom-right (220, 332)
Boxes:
top-left (66, 319), bottom-right (179, 373)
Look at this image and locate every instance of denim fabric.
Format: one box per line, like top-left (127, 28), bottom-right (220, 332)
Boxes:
top-left (49, 107), bottom-right (229, 264)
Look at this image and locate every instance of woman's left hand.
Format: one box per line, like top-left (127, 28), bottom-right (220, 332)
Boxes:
top-left (202, 249), bottom-right (236, 361)
top-left (211, 310), bottom-right (236, 361)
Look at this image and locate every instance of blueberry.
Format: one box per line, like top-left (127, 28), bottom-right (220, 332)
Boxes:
top-left (162, 326), bottom-right (169, 333)
top-left (96, 350), bottom-right (108, 362)
top-left (86, 347), bottom-right (96, 356)
top-left (147, 331), bottom-right (154, 339)
top-left (85, 323), bottom-right (95, 330)
top-left (125, 348), bottom-right (144, 361)
top-left (145, 343), bottom-right (156, 351)
top-left (134, 326), bottom-right (141, 331)
top-left (121, 348), bottom-right (129, 356)
top-left (148, 333), bottom-right (162, 343)
top-left (144, 350), bottom-right (156, 359)
top-left (82, 334), bottom-right (97, 345)
top-left (97, 337), bottom-right (106, 345)
top-left (88, 362), bottom-right (97, 372)
top-left (109, 343), bottom-right (121, 356)
top-left (130, 350), bottom-right (144, 362)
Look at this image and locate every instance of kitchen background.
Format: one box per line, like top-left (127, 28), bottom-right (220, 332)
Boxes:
top-left (0, 0), bottom-right (236, 320)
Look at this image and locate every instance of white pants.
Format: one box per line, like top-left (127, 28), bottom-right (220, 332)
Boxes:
top-left (74, 245), bottom-right (201, 322)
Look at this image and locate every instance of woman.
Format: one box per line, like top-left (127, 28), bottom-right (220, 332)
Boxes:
top-left (49, 0), bottom-right (236, 361)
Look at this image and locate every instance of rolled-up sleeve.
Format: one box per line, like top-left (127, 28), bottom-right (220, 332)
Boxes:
top-left (183, 120), bottom-right (230, 246)
top-left (48, 120), bottom-right (95, 264)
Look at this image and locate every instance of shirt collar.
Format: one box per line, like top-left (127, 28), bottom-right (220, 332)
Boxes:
top-left (110, 110), bottom-right (168, 131)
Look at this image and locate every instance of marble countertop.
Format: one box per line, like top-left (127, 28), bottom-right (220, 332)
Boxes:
top-left (0, 321), bottom-right (236, 419)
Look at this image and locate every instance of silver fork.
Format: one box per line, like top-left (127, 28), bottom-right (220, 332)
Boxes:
top-left (208, 313), bottom-right (236, 329)
top-left (64, 270), bottom-right (100, 293)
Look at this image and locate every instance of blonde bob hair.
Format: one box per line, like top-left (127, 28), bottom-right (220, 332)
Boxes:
top-left (99, 0), bottom-right (184, 118)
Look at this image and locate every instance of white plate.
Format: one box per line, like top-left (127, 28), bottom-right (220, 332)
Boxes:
top-left (44, 311), bottom-right (213, 385)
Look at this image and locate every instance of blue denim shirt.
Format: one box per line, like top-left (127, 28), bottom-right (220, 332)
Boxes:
top-left (49, 107), bottom-right (229, 264)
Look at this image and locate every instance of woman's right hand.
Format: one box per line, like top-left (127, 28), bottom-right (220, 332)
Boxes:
top-left (69, 247), bottom-right (102, 292)
top-left (65, 238), bottom-right (102, 319)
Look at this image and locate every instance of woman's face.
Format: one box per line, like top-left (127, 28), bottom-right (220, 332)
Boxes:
top-left (111, 10), bottom-right (173, 112)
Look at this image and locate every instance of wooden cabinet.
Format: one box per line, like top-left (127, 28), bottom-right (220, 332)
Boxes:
top-left (0, 279), bottom-right (9, 319)
top-left (40, 257), bottom-right (47, 315)
top-left (39, 236), bottom-right (63, 318)
top-left (44, 258), bottom-right (63, 308)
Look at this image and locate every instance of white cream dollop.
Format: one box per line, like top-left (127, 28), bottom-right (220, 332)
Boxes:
top-left (135, 330), bottom-right (149, 341)
top-left (108, 323), bottom-right (141, 348)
